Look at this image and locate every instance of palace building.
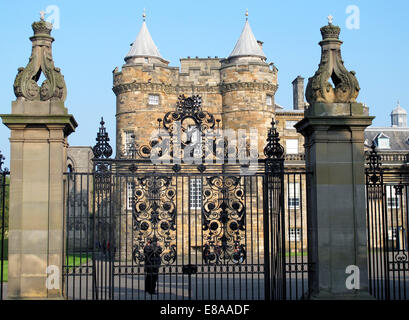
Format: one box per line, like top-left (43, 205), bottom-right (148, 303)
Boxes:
top-left (67, 14), bottom-right (408, 255)
top-left (111, 14), bottom-right (304, 163)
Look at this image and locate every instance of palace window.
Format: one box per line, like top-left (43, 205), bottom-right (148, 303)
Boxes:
top-left (289, 228), bottom-right (302, 242)
top-left (124, 131), bottom-right (134, 155)
top-left (386, 185), bottom-right (400, 209)
top-left (285, 120), bottom-right (298, 129)
top-left (266, 95), bottom-right (273, 106)
top-left (288, 182), bottom-right (300, 209)
top-left (388, 227), bottom-right (397, 241)
top-left (375, 133), bottom-right (390, 149)
top-left (148, 94), bottom-right (160, 105)
top-left (127, 182), bottom-right (134, 210)
top-left (189, 178), bottom-right (202, 210)
top-left (286, 139), bottom-right (299, 155)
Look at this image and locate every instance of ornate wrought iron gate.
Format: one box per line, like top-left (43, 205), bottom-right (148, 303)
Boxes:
top-left (63, 119), bottom-right (292, 300)
top-left (366, 144), bottom-right (409, 300)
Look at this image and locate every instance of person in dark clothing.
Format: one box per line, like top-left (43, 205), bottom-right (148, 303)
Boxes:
top-left (102, 239), bottom-right (106, 256)
top-left (203, 242), bottom-right (211, 264)
top-left (144, 237), bottom-right (162, 294)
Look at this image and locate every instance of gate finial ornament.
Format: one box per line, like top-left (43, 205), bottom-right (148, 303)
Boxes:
top-left (305, 19), bottom-right (360, 104)
top-left (93, 117), bottom-right (113, 159)
top-left (264, 119), bottom-right (284, 159)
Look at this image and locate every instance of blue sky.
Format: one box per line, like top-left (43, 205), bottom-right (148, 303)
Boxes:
top-left (1, 0), bottom-right (409, 165)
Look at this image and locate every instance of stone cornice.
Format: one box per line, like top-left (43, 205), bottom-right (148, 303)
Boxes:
top-left (220, 82), bottom-right (277, 94)
top-left (113, 81), bottom-right (277, 95)
top-left (1, 114), bottom-right (78, 136)
top-left (113, 82), bottom-right (219, 95)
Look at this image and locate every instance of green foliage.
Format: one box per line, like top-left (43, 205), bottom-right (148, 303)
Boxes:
top-left (1, 260), bottom-right (7, 282)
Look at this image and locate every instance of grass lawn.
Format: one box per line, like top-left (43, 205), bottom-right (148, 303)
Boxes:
top-left (286, 251), bottom-right (308, 257)
top-left (65, 253), bottom-right (92, 268)
top-left (0, 253), bottom-right (92, 282)
top-left (1, 260), bottom-right (7, 282)
top-left (0, 239), bottom-right (7, 282)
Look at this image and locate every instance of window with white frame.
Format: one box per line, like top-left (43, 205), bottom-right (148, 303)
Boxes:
top-left (148, 94), bottom-right (160, 105)
top-left (286, 139), bottom-right (299, 154)
top-left (388, 227), bottom-right (397, 241)
top-left (124, 131), bottom-right (134, 155)
top-left (285, 120), bottom-right (297, 129)
top-left (190, 179), bottom-right (202, 210)
top-left (288, 182), bottom-right (300, 209)
top-left (386, 185), bottom-right (400, 209)
top-left (289, 228), bottom-right (302, 241)
top-left (127, 182), bottom-right (134, 210)
top-left (377, 137), bottom-right (390, 149)
top-left (266, 95), bottom-right (273, 106)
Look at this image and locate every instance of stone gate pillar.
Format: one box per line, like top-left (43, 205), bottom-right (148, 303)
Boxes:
top-left (295, 19), bottom-right (374, 299)
top-left (1, 18), bottom-right (77, 299)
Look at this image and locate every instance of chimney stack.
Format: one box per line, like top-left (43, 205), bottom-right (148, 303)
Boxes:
top-left (292, 76), bottom-right (305, 110)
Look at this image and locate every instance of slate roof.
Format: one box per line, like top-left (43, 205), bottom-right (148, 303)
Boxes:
top-left (125, 21), bottom-right (164, 61)
top-left (364, 127), bottom-right (409, 151)
top-left (229, 20), bottom-right (266, 59)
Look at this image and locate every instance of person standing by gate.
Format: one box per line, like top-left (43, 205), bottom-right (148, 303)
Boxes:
top-left (144, 237), bottom-right (162, 295)
top-left (203, 242), bottom-right (211, 264)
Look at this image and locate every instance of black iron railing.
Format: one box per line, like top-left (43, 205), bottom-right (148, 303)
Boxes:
top-left (366, 143), bottom-right (409, 300)
top-left (62, 117), bottom-right (310, 300)
top-left (0, 150), bottom-right (10, 300)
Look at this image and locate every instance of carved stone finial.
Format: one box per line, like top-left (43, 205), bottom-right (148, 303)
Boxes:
top-left (13, 20), bottom-right (66, 102)
top-left (327, 15), bottom-right (333, 25)
top-left (40, 11), bottom-right (46, 21)
top-left (305, 22), bottom-right (360, 104)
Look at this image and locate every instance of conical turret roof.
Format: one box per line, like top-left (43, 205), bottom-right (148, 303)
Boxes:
top-left (229, 20), bottom-right (266, 59)
top-left (125, 20), bottom-right (166, 62)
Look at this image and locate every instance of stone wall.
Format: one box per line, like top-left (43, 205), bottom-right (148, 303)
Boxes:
top-left (113, 57), bottom-right (278, 158)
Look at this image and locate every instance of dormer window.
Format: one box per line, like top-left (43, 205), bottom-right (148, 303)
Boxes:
top-left (375, 133), bottom-right (390, 149)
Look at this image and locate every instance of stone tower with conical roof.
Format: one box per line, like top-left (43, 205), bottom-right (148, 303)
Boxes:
top-left (220, 12), bottom-right (278, 152)
top-left (113, 11), bottom-right (278, 158)
top-left (391, 100), bottom-right (407, 127)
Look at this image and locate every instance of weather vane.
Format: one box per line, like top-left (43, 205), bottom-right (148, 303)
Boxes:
top-left (143, 8), bottom-right (146, 21)
top-left (245, 9), bottom-right (248, 21)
